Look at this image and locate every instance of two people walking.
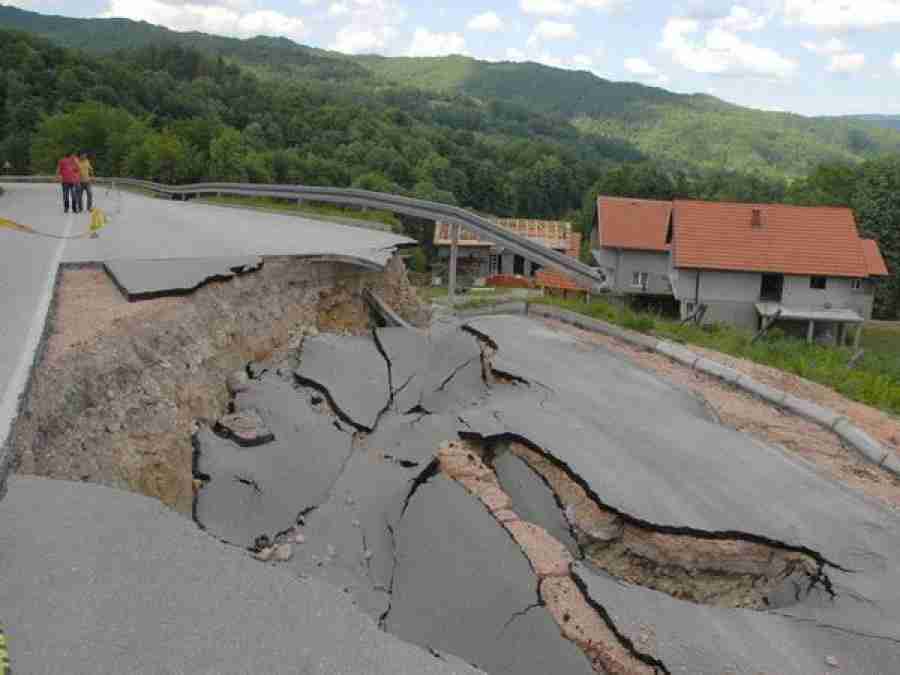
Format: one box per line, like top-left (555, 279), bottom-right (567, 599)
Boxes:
top-left (56, 151), bottom-right (94, 214)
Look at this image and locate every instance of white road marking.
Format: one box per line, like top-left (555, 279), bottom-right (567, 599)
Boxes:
top-left (0, 212), bottom-right (74, 450)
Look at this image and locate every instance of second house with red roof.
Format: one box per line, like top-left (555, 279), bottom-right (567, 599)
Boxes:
top-left (591, 196), bottom-right (890, 344)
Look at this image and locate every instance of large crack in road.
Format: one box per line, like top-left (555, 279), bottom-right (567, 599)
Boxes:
top-left (189, 315), bottom-right (900, 674)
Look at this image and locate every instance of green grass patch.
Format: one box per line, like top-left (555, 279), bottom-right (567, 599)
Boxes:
top-left (533, 296), bottom-right (900, 416)
top-left (198, 194), bottom-right (401, 231)
top-left (418, 286), bottom-right (449, 303)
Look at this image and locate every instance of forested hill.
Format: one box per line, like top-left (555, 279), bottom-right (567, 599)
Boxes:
top-left (836, 115), bottom-right (900, 132)
top-left (3, 5), bottom-right (900, 179)
top-left (0, 5), bottom-right (367, 80)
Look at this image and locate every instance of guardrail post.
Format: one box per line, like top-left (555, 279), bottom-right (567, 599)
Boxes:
top-left (448, 222), bottom-right (460, 304)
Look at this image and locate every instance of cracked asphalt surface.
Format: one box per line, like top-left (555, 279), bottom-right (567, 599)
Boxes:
top-left (4, 311), bottom-right (900, 673)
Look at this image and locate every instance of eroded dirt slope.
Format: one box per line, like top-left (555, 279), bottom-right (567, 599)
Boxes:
top-left (12, 256), bottom-right (427, 513)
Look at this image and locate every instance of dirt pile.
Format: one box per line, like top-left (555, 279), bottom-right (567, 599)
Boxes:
top-left (12, 255), bottom-right (427, 513)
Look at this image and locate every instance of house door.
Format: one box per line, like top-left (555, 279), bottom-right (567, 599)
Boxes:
top-left (760, 274), bottom-right (784, 302)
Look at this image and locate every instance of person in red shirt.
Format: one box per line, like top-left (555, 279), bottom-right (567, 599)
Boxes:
top-left (56, 151), bottom-right (82, 214)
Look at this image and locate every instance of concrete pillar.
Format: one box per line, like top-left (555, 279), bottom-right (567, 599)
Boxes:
top-left (807, 320), bottom-right (815, 344)
top-left (524, 260), bottom-right (533, 278)
top-left (448, 223), bottom-right (460, 305)
top-left (854, 324), bottom-right (863, 349)
top-left (837, 323), bottom-right (846, 347)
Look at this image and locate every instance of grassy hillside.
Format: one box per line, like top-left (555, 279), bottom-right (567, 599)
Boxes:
top-left (4, 4), bottom-right (900, 179)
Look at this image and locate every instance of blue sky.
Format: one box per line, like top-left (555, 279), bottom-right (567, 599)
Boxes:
top-left (7, 0), bottom-right (900, 116)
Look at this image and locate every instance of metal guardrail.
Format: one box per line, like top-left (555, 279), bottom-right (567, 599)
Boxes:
top-left (1, 176), bottom-right (606, 291)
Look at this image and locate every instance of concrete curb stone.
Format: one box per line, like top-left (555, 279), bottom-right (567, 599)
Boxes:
top-left (782, 394), bottom-right (844, 429)
top-left (458, 301), bottom-right (528, 318)
top-left (521, 304), bottom-right (899, 479)
top-left (693, 357), bottom-right (741, 385)
top-left (656, 341), bottom-right (700, 368)
top-left (833, 419), bottom-right (891, 466)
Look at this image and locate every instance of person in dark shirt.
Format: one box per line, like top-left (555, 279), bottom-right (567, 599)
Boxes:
top-left (56, 151), bottom-right (82, 214)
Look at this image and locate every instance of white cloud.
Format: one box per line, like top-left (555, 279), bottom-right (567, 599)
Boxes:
top-left (467, 11), bottom-right (503, 32)
top-left (331, 26), bottom-right (387, 53)
top-left (519, 0), bottom-right (575, 17)
top-left (660, 17), bottom-right (796, 79)
top-left (827, 52), bottom-right (865, 73)
top-left (802, 37), bottom-right (869, 75)
top-left (406, 27), bottom-right (467, 57)
top-left (536, 51), bottom-right (565, 68)
top-left (100, 0), bottom-right (307, 41)
top-left (892, 53), bottom-right (900, 71)
top-left (505, 47), bottom-right (528, 62)
top-left (328, 2), bottom-right (349, 17)
top-left (572, 53), bottom-right (594, 67)
top-left (527, 19), bottom-right (577, 45)
top-left (801, 37), bottom-right (847, 55)
top-left (783, 0), bottom-right (900, 31)
top-left (573, 0), bottom-right (630, 9)
top-left (624, 57), bottom-right (668, 85)
top-left (326, 0), bottom-right (406, 54)
top-left (624, 57), bottom-right (658, 75)
top-left (714, 5), bottom-right (767, 32)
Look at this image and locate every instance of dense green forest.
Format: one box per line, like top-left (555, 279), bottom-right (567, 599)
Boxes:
top-left (0, 7), bottom-right (896, 318)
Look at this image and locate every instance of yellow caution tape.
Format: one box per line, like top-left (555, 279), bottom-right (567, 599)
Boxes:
top-left (0, 208), bottom-right (107, 240)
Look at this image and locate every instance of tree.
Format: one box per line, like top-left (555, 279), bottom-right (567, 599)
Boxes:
top-left (786, 162), bottom-right (858, 207)
top-left (208, 127), bottom-right (245, 181)
top-left (129, 130), bottom-right (187, 183)
top-left (853, 156), bottom-right (900, 319)
top-left (29, 102), bottom-right (147, 174)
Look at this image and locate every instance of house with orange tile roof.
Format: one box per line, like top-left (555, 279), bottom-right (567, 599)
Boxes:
top-left (433, 218), bottom-right (581, 284)
top-left (591, 197), bottom-right (673, 297)
top-left (591, 196), bottom-right (890, 343)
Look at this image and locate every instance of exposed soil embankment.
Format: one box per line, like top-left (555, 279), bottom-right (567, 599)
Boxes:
top-left (12, 255), bottom-right (427, 513)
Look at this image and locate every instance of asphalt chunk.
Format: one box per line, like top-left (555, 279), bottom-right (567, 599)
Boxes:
top-left (193, 379), bottom-right (352, 548)
top-left (295, 333), bottom-right (391, 431)
top-left (385, 474), bottom-right (595, 675)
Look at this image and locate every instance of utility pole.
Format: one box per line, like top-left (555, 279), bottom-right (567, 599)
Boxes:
top-left (448, 222), bottom-right (460, 304)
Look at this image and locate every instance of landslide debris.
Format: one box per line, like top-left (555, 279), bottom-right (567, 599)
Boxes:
top-left (500, 441), bottom-right (828, 611)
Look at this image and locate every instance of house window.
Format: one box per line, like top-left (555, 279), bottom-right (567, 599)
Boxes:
top-left (810, 276), bottom-right (827, 290)
top-left (513, 255), bottom-right (525, 276)
top-left (631, 272), bottom-right (649, 288)
top-left (851, 278), bottom-right (863, 291)
top-left (760, 274), bottom-right (784, 302)
top-left (488, 254), bottom-right (499, 276)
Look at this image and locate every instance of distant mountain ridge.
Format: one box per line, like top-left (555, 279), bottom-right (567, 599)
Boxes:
top-left (837, 115), bottom-right (900, 132)
top-left (3, 4), bottom-right (900, 177)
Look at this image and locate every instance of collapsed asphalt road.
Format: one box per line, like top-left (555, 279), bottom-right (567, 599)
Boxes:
top-left (190, 314), bottom-right (900, 674)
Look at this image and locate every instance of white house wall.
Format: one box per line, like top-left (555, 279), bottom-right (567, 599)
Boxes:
top-left (781, 276), bottom-right (875, 319)
top-left (674, 270), bottom-right (877, 328)
top-left (597, 249), bottom-right (671, 295)
top-left (674, 270), bottom-right (762, 329)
